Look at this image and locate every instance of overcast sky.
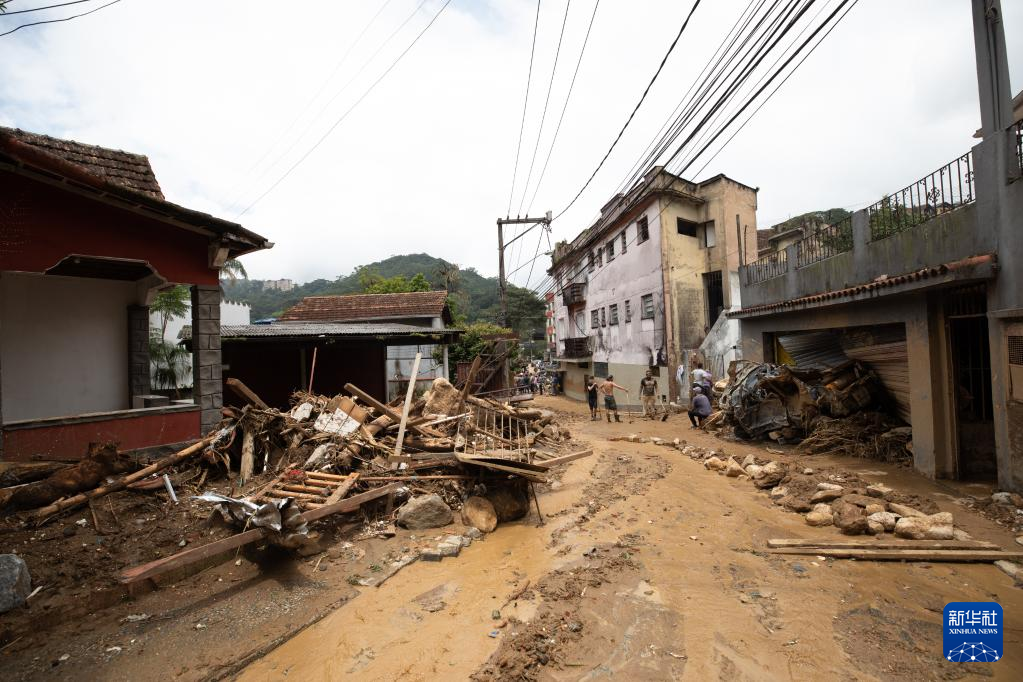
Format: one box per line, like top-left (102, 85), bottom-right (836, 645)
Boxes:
top-left (2, 0), bottom-right (1020, 289)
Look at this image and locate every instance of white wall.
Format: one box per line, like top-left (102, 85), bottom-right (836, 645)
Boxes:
top-left (1, 272), bottom-right (136, 422)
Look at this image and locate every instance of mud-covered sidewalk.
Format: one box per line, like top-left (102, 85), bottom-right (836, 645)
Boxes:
top-left (4, 396), bottom-right (1023, 680)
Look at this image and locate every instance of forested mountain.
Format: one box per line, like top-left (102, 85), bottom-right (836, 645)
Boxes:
top-left (221, 253), bottom-right (546, 337)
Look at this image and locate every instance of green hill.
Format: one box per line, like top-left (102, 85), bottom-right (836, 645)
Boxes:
top-left (222, 253), bottom-right (545, 336)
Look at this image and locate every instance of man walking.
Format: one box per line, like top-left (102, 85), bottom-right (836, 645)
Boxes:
top-left (639, 370), bottom-right (658, 419)
top-left (688, 385), bottom-right (712, 428)
top-left (600, 375), bottom-right (629, 423)
top-left (585, 375), bottom-right (599, 421)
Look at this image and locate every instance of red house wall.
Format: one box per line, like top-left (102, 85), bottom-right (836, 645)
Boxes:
top-left (0, 172), bottom-right (218, 285)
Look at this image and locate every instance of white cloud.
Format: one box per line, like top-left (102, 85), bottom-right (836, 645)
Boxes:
top-left (1, 0), bottom-right (1013, 288)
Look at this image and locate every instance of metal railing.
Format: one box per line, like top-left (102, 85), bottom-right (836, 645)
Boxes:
top-left (795, 216), bottom-right (853, 268)
top-left (562, 337), bottom-right (590, 358)
top-left (868, 151), bottom-right (974, 241)
top-left (1015, 118), bottom-right (1022, 176)
top-left (745, 249), bottom-right (788, 284)
top-left (562, 282), bottom-right (586, 306)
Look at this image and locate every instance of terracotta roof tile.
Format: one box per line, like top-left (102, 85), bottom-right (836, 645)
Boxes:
top-left (280, 290), bottom-right (450, 323)
top-left (0, 126), bottom-right (163, 199)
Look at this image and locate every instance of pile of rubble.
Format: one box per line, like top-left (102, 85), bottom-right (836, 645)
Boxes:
top-left (709, 360), bottom-right (912, 462)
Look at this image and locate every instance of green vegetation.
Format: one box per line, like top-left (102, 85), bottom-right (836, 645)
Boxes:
top-left (150, 285), bottom-right (192, 391)
top-left (770, 207), bottom-right (852, 234)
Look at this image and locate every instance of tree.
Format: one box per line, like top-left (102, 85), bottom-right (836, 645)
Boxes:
top-left (436, 262), bottom-right (460, 291)
top-left (220, 258), bottom-right (248, 283)
top-left (149, 285), bottom-right (192, 392)
top-left (151, 285), bottom-right (190, 340)
top-left (358, 267), bottom-right (432, 294)
top-left (439, 321), bottom-right (520, 380)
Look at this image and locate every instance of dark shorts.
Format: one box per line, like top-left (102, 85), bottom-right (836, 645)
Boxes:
top-left (587, 394), bottom-right (598, 409)
top-left (604, 395), bottom-right (617, 410)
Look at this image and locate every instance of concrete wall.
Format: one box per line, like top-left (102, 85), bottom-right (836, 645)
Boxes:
top-left (0, 272), bottom-right (136, 422)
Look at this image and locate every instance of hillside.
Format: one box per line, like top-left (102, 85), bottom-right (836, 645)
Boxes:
top-left (768, 207), bottom-right (852, 233)
top-left (222, 253), bottom-right (545, 335)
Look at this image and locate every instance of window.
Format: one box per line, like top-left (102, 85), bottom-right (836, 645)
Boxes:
top-left (704, 221), bottom-right (717, 248)
top-left (588, 252), bottom-right (595, 273)
top-left (641, 293), bottom-right (655, 320)
top-left (703, 271), bottom-right (724, 328)
top-left (620, 229), bottom-right (627, 254)
top-left (609, 303), bottom-right (619, 325)
top-left (600, 307), bottom-right (606, 327)
top-left (624, 299), bottom-right (632, 322)
top-left (593, 361), bottom-right (609, 377)
top-left (591, 309), bottom-right (599, 328)
top-left (677, 217), bottom-right (699, 237)
top-left (637, 216), bottom-right (649, 243)
top-left (606, 239), bottom-right (615, 261)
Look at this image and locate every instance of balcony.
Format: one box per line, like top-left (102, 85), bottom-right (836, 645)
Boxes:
top-left (562, 282), bottom-right (586, 307)
top-left (562, 337), bottom-right (590, 358)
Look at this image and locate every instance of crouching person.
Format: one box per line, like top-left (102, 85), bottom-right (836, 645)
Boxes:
top-left (688, 385), bottom-right (712, 428)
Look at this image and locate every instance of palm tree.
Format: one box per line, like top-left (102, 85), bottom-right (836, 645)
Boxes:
top-left (220, 258), bottom-right (248, 283)
top-left (436, 262), bottom-right (460, 292)
top-left (149, 285), bottom-right (192, 394)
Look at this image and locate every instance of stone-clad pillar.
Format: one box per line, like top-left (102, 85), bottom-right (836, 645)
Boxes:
top-left (127, 305), bottom-right (151, 405)
top-left (191, 285), bottom-right (222, 434)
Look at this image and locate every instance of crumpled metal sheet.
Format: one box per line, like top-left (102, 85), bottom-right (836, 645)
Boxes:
top-left (195, 492), bottom-right (309, 547)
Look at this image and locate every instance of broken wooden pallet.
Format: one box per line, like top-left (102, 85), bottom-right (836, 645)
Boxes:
top-left (767, 537), bottom-right (1020, 562)
top-left (256, 471), bottom-right (359, 509)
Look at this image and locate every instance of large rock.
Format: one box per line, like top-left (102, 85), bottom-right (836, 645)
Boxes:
top-left (805, 504), bottom-right (833, 526)
top-left (745, 464), bottom-right (763, 478)
top-left (704, 456), bottom-right (727, 472)
top-left (769, 486), bottom-right (789, 501)
top-left (839, 494), bottom-right (877, 508)
top-left (864, 503), bottom-right (886, 516)
top-left (741, 454), bottom-right (757, 468)
top-left (817, 482), bottom-right (843, 491)
top-left (461, 496), bottom-right (498, 533)
top-left (0, 554), bottom-right (31, 614)
top-left (423, 377), bottom-right (462, 417)
top-left (832, 501), bottom-right (868, 535)
top-left (780, 496), bottom-right (813, 513)
top-left (868, 511), bottom-right (899, 532)
top-left (866, 483), bottom-right (893, 498)
top-left (810, 489), bottom-right (843, 504)
top-left (752, 461), bottom-right (786, 489)
top-left (889, 503), bottom-right (926, 518)
top-left (396, 494), bottom-right (453, 530)
top-left (487, 483), bottom-right (531, 522)
top-left (894, 512), bottom-right (954, 540)
top-left (725, 458), bottom-right (745, 477)
top-left (992, 492), bottom-right (1023, 507)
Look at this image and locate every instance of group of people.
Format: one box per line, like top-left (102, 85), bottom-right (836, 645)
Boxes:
top-left (515, 362), bottom-right (560, 395)
top-left (582, 362), bottom-right (715, 428)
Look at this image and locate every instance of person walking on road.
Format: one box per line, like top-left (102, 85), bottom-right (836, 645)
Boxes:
top-left (600, 375), bottom-right (629, 423)
top-left (689, 385), bottom-right (712, 428)
top-left (585, 375), bottom-right (600, 421)
top-left (639, 370), bottom-right (659, 419)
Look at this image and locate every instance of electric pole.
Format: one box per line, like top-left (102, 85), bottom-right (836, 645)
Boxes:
top-left (496, 212), bottom-right (552, 328)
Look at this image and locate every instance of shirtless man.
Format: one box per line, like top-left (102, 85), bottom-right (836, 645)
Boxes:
top-left (600, 375), bottom-right (629, 423)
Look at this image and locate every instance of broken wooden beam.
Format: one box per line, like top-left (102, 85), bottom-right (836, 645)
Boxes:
top-left (532, 449), bottom-right (593, 468)
top-left (226, 377), bottom-right (270, 410)
top-left (344, 383), bottom-right (443, 438)
top-left (767, 538), bottom-right (1002, 551)
top-left (324, 472), bottom-right (359, 505)
top-left (768, 547), bottom-right (1023, 562)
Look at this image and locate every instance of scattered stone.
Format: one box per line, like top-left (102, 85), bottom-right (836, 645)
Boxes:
top-left (725, 458), bottom-right (745, 477)
top-left (0, 554), bottom-right (31, 614)
top-left (769, 487), bottom-right (788, 500)
top-left (436, 542), bottom-right (461, 558)
top-left (992, 492), bottom-right (1023, 507)
top-left (866, 520), bottom-right (885, 535)
top-left (780, 496), bottom-right (812, 513)
top-left (817, 482), bottom-right (843, 491)
top-left (832, 501), bottom-right (868, 535)
top-left (62, 525), bottom-right (76, 538)
top-left (888, 503), bottom-right (926, 518)
top-left (866, 483), bottom-right (893, 498)
top-left (745, 464), bottom-right (763, 478)
top-left (867, 511), bottom-right (899, 532)
top-left (1016, 536), bottom-right (1023, 547)
top-left (894, 512), bottom-right (954, 540)
top-left (649, 437), bottom-right (663, 445)
top-left (420, 551), bottom-right (444, 562)
top-left (841, 494), bottom-right (878, 508)
top-left (741, 454), bottom-right (757, 468)
top-left (953, 528), bottom-right (973, 541)
top-left (805, 504), bottom-right (833, 527)
top-left (465, 527), bottom-right (483, 540)
top-left (396, 494), bottom-right (454, 530)
top-left (752, 461), bottom-right (786, 489)
top-left (802, 468), bottom-right (814, 475)
top-left (994, 560), bottom-right (1023, 584)
top-left (864, 503), bottom-right (885, 515)
top-left (673, 438), bottom-right (681, 446)
top-left (704, 456), bottom-right (727, 471)
top-left (461, 496), bottom-right (498, 533)
top-left (810, 489), bottom-right (843, 504)
top-left (627, 434), bottom-right (639, 442)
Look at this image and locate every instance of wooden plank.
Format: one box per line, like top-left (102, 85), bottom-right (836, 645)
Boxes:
top-left (304, 471), bottom-right (350, 481)
top-left (393, 352), bottom-right (422, 461)
top-left (455, 454), bottom-right (547, 482)
top-left (360, 475), bottom-right (475, 481)
top-left (226, 378), bottom-right (270, 410)
top-left (275, 483), bottom-right (330, 495)
top-left (324, 473), bottom-right (359, 505)
top-left (768, 548), bottom-right (1023, 562)
top-left (267, 489), bottom-right (326, 501)
top-left (532, 449), bottom-right (594, 469)
top-left (239, 427), bottom-right (255, 486)
top-left (302, 483), bottom-right (401, 522)
top-left (767, 538), bottom-right (1002, 551)
top-left (460, 356), bottom-right (483, 401)
top-left (344, 383), bottom-right (443, 438)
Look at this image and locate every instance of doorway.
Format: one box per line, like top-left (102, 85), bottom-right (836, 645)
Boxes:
top-left (947, 293), bottom-right (996, 479)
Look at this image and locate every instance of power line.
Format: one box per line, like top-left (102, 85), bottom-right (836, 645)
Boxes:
top-left (0, 0), bottom-right (120, 37)
top-left (523, 0), bottom-right (601, 215)
top-left (0, 0), bottom-right (94, 16)
top-left (554, 0), bottom-right (704, 220)
top-left (516, 0), bottom-right (572, 217)
top-left (507, 0), bottom-right (542, 217)
top-left (238, 0), bottom-right (452, 216)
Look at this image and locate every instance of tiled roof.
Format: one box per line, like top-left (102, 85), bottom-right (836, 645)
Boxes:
top-left (179, 322), bottom-right (459, 340)
top-left (280, 290), bottom-right (451, 323)
top-left (0, 127), bottom-right (163, 199)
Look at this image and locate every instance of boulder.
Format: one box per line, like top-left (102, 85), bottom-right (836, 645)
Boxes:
top-left (769, 486), bottom-right (789, 501)
top-left (396, 494), bottom-right (453, 530)
top-left (888, 503), bottom-right (926, 518)
top-left (840, 494), bottom-right (878, 508)
top-left (704, 456), bottom-right (727, 471)
top-left (780, 496), bottom-right (812, 513)
top-left (894, 512), bottom-right (954, 540)
top-left (832, 501), bottom-right (868, 535)
top-left (992, 491), bottom-right (1023, 507)
top-left (752, 461), bottom-right (786, 489)
top-left (864, 503), bottom-right (886, 516)
top-left (461, 496), bottom-right (498, 533)
top-left (423, 377), bottom-right (462, 417)
top-left (817, 482), bottom-right (843, 491)
top-left (0, 554), bottom-right (31, 614)
top-left (810, 489), bottom-right (843, 504)
top-left (866, 519), bottom-right (885, 535)
top-left (725, 458), bottom-right (745, 477)
top-left (487, 483), bottom-right (531, 522)
top-left (866, 483), bottom-right (893, 498)
top-left (745, 464), bottom-right (763, 478)
top-left (867, 511), bottom-right (899, 532)
top-left (741, 454), bottom-right (757, 468)
top-left (805, 504), bottom-right (833, 527)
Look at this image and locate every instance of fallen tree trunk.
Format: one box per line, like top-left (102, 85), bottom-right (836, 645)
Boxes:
top-left (2, 443), bottom-right (133, 514)
top-left (0, 461), bottom-right (73, 488)
top-left (32, 436), bottom-right (213, 523)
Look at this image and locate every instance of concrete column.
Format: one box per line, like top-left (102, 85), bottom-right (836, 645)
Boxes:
top-left (903, 298), bottom-right (952, 479)
top-left (191, 285), bottom-right (222, 434)
top-left (850, 209), bottom-right (870, 274)
top-left (127, 305), bottom-right (151, 405)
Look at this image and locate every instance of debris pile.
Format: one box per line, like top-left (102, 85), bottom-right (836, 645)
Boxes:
top-left (711, 360), bottom-right (912, 460)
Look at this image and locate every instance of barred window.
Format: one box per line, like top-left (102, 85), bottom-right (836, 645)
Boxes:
top-left (641, 293), bottom-right (655, 319)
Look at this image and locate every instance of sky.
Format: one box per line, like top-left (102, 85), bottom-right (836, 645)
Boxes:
top-left (1, 0), bottom-right (1020, 290)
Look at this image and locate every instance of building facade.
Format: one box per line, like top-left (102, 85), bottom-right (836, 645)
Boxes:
top-left (548, 167), bottom-right (758, 401)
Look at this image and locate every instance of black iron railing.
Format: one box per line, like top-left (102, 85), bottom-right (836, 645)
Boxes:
top-left (562, 282), bottom-right (586, 306)
top-left (868, 151), bottom-right (974, 241)
top-left (562, 337), bottom-right (590, 358)
top-left (745, 249), bottom-right (788, 284)
top-left (1015, 118), bottom-right (1022, 176)
top-left (795, 216), bottom-right (854, 268)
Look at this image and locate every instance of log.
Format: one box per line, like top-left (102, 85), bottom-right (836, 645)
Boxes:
top-left (769, 548), bottom-right (1023, 562)
top-left (532, 449), bottom-right (594, 468)
top-left (118, 484), bottom-right (399, 585)
top-left (344, 383), bottom-right (443, 438)
top-left (3, 443), bottom-right (132, 512)
top-left (240, 427), bottom-right (255, 485)
top-left (33, 437), bottom-right (213, 522)
top-left (225, 377), bottom-right (269, 410)
top-left (766, 538), bottom-right (1002, 550)
top-left (0, 461), bottom-right (72, 487)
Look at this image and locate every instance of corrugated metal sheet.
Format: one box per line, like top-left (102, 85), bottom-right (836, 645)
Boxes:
top-left (777, 331), bottom-right (848, 370)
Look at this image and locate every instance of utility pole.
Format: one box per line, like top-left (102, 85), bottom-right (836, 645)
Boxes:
top-left (496, 212), bottom-right (552, 327)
